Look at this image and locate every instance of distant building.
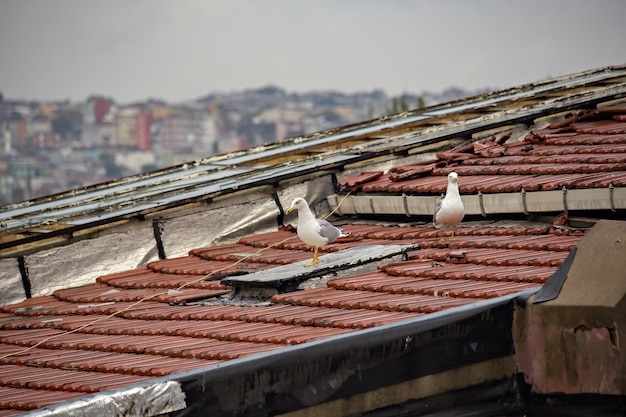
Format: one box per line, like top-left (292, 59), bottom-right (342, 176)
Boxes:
top-left (80, 97), bottom-right (117, 148)
top-left (26, 115), bottom-right (51, 137)
top-left (81, 123), bottom-right (116, 147)
top-left (135, 111), bottom-right (151, 151)
top-left (3, 118), bottom-right (28, 147)
top-left (252, 108), bottom-right (306, 141)
top-left (153, 110), bottom-right (216, 154)
top-left (1, 126), bottom-right (12, 154)
top-left (32, 131), bottom-right (61, 149)
top-left (115, 107), bottom-right (152, 150)
top-left (83, 96), bottom-right (115, 125)
top-left (243, 120), bottom-right (285, 146)
top-left (114, 149), bottom-right (155, 174)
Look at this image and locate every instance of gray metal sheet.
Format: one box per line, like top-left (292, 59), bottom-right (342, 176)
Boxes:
top-left (0, 154), bottom-right (357, 232)
top-left (421, 69), bottom-right (620, 116)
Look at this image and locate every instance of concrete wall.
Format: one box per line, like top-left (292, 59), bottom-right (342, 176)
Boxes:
top-left (513, 220), bottom-right (626, 395)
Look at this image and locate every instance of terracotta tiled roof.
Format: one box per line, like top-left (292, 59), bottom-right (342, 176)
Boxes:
top-left (339, 109), bottom-right (626, 195)
top-left (1, 68), bottom-right (626, 415)
top-left (0, 221), bottom-right (583, 413)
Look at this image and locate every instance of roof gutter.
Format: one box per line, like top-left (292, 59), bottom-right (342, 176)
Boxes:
top-left (328, 187), bottom-right (626, 218)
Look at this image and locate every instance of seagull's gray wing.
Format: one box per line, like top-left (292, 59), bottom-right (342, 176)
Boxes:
top-left (316, 219), bottom-right (342, 244)
top-left (433, 198), bottom-right (443, 223)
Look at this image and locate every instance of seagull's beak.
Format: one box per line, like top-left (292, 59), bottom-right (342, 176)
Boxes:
top-left (285, 207), bottom-right (294, 215)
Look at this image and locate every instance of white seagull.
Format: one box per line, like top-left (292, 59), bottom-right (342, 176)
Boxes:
top-left (285, 197), bottom-right (346, 266)
top-left (433, 172), bottom-right (465, 240)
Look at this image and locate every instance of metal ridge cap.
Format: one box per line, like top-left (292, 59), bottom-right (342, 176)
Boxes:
top-left (0, 158), bottom-right (225, 213)
top-left (349, 82), bottom-right (626, 155)
top-left (407, 65), bottom-right (626, 116)
top-left (0, 165), bottom-right (246, 223)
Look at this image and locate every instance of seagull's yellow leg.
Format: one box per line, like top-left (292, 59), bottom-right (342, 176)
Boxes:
top-left (306, 246), bottom-right (321, 267)
top-left (437, 227), bottom-right (447, 244)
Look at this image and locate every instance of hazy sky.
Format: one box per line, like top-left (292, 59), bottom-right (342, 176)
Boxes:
top-left (1, 0), bottom-right (625, 103)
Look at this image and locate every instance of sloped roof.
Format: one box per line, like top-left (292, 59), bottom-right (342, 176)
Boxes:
top-left (333, 107), bottom-right (626, 216)
top-left (0, 223), bottom-right (581, 415)
top-left (1, 66), bottom-right (626, 416)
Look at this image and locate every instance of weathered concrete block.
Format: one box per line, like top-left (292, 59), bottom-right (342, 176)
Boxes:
top-left (514, 219), bottom-right (626, 395)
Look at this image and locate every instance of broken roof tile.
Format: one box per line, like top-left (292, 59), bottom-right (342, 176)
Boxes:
top-left (339, 109), bottom-right (626, 195)
top-left (342, 171), bottom-right (384, 190)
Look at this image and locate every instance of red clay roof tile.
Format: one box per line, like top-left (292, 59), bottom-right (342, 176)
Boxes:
top-left (0, 386), bottom-right (87, 412)
top-left (0, 223), bottom-right (587, 413)
top-left (342, 171), bottom-right (384, 188)
top-left (340, 110), bottom-right (626, 194)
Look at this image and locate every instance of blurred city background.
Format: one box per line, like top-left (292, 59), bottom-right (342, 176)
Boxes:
top-left (0, 86), bottom-right (490, 205)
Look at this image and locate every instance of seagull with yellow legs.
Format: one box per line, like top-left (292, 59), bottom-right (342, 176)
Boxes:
top-left (285, 197), bottom-right (346, 266)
